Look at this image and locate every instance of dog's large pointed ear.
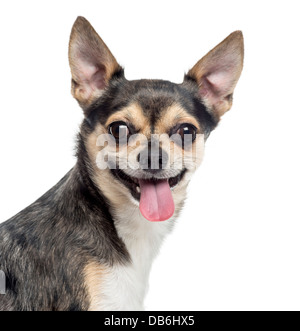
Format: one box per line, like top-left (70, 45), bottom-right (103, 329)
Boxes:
top-left (68, 16), bottom-right (123, 111)
top-left (186, 31), bottom-right (244, 119)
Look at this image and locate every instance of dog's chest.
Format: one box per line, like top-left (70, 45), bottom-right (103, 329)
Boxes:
top-left (89, 207), bottom-right (173, 311)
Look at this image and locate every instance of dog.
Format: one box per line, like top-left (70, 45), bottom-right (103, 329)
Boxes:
top-left (0, 16), bottom-right (243, 311)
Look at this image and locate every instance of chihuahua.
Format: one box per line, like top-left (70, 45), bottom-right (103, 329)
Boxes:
top-left (0, 17), bottom-right (243, 311)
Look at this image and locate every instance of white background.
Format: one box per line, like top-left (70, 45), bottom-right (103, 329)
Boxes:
top-left (0, 0), bottom-right (300, 311)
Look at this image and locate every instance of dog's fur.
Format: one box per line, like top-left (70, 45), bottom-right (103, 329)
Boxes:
top-left (0, 17), bottom-right (243, 311)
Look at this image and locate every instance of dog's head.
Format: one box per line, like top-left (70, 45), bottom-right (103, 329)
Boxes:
top-left (69, 17), bottom-right (244, 222)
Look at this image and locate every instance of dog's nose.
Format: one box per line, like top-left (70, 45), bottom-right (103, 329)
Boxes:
top-left (137, 147), bottom-right (168, 173)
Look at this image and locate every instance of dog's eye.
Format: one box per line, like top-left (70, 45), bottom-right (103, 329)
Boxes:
top-left (109, 121), bottom-right (130, 141)
top-left (177, 124), bottom-right (197, 142)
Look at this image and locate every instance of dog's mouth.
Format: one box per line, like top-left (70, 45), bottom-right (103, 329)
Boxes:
top-left (110, 169), bottom-right (186, 222)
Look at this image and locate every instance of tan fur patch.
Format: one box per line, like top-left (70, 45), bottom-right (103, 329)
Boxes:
top-left (155, 103), bottom-right (201, 134)
top-left (85, 127), bottom-right (131, 206)
top-left (84, 261), bottom-right (107, 311)
top-left (105, 103), bottom-right (151, 137)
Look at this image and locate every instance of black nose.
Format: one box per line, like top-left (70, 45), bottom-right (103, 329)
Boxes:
top-left (137, 147), bottom-right (168, 173)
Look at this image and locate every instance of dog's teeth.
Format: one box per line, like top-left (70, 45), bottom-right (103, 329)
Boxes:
top-left (171, 183), bottom-right (178, 191)
top-left (136, 186), bottom-right (141, 193)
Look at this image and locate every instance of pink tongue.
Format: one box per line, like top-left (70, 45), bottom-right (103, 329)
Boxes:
top-left (139, 179), bottom-right (175, 222)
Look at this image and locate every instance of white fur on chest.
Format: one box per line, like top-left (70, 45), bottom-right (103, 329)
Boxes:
top-left (94, 205), bottom-right (174, 311)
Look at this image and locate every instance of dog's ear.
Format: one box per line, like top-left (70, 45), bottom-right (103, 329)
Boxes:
top-left (68, 16), bottom-right (122, 111)
top-left (186, 31), bottom-right (244, 119)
